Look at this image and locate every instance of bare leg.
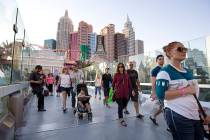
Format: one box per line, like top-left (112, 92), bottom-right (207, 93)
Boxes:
top-left (85, 103), bottom-right (91, 113)
top-left (62, 92), bottom-right (67, 109)
top-left (134, 101), bottom-right (139, 115)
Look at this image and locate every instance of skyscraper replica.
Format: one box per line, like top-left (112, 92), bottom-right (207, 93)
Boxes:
top-left (56, 10), bottom-right (74, 55)
top-left (101, 24), bottom-right (115, 62)
top-left (123, 16), bottom-right (135, 56)
top-left (78, 21), bottom-right (93, 60)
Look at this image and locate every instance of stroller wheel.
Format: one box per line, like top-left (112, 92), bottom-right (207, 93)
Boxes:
top-left (73, 108), bottom-right (77, 114)
top-left (88, 112), bottom-right (92, 120)
top-left (78, 113), bottom-right (83, 119)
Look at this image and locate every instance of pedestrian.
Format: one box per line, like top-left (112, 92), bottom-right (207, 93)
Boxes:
top-left (102, 67), bottom-right (112, 108)
top-left (29, 65), bottom-right (46, 112)
top-left (156, 41), bottom-right (204, 140)
top-left (95, 72), bottom-right (102, 100)
top-left (149, 55), bottom-right (164, 125)
top-left (70, 64), bottom-right (84, 113)
top-left (112, 63), bottom-right (131, 127)
top-left (59, 67), bottom-right (71, 113)
top-left (46, 73), bottom-right (54, 96)
top-left (126, 61), bottom-right (144, 119)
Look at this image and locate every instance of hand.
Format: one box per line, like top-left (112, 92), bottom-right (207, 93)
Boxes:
top-left (36, 80), bottom-right (42, 84)
top-left (184, 85), bottom-right (196, 95)
top-left (204, 116), bottom-right (210, 124)
top-left (150, 93), bottom-right (156, 101)
top-left (132, 90), bottom-right (135, 96)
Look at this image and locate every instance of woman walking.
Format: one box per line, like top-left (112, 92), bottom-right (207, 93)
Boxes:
top-left (46, 73), bottom-right (54, 96)
top-left (95, 72), bottom-right (102, 100)
top-left (59, 67), bottom-right (71, 113)
top-left (112, 63), bottom-right (131, 127)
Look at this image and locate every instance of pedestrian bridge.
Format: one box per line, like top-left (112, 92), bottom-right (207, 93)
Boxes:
top-left (0, 83), bottom-right (175, 140)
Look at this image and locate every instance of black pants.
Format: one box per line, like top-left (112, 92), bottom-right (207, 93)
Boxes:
top-left (116, 98), bottom-right (128, 119)
top-left (34, 89), bottom-right (44, 110)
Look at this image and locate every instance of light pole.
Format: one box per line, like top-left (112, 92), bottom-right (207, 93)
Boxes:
top-left (20, 29), bottom-right (26, 80)
top-left (10, 8), bottom-right (18, 84)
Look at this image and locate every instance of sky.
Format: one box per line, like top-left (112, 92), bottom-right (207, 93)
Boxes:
top-left (15, 0), bottom-right (210, 52)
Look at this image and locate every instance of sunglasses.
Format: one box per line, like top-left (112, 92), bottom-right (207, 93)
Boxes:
top-left (118, 66), bottom-right (124, 68)
top-left (176, 47), bottom-right (188, 52)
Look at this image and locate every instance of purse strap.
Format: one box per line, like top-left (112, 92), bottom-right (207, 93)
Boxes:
top-left (193, 94), bottom-right (210, 139)
top-left (193, 94), bottom-right (207, 118)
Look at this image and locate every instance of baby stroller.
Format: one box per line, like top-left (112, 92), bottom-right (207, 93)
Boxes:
top-left (76, 83), bottom-right (93, 120)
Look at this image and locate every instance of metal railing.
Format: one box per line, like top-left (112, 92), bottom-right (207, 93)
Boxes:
top-left (84, 81), bottom-right (210, 109)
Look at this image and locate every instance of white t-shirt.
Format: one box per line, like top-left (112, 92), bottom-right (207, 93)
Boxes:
top-left (156, 64), bottom-right (200, 120)
top-left (59, 74), bottom-right (71, 88)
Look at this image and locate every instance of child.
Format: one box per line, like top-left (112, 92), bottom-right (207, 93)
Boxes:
top-left (77, 87), bottom-right (92, 118)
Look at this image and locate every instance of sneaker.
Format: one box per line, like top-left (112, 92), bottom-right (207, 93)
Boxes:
top-left (149, 116), bottom-right (158, 125)
top-left (106, 104), bottom-right (111, 108)
top-left (136, 114), bottom-right (144, 119)
top-left (120, 120), bottom-right (127, 127)
top-left (73, 108), bottom-right (76, 114)
top-left (38, 109), bottom-right (46, 112)
top-left (63, 108), bottom-right (67, 113)
top-left (166, 128), bottom-right (171, 132)
top-left (124, 110), bottom-right (130, 114)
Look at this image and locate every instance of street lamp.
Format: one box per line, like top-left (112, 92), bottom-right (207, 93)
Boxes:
top-left (10, 8), bottom-right (18, 83)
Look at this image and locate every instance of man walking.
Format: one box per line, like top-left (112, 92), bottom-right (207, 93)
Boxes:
top-left (127, 61), bottom-right (144, 119)
top-left (102, 67), bottom-right (112, 108)
top-left (149, 55), bottom-right (164, 125)
top-left (29, 65), bottom-right (46, 112)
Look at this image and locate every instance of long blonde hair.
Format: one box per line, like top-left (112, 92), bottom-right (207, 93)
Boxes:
top-left (95, 72), bottom-right (100, 79)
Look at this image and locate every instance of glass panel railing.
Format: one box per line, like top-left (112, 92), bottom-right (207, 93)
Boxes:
top-left (84, 40), bottom-right (210, 102)
top-left (0, 0), bottom-right (32, 86)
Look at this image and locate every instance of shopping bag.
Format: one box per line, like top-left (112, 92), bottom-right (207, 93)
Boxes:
top-left (107, 87), bottom-right (114, 104)
top-left (141, 98), bottom-right (156, 114)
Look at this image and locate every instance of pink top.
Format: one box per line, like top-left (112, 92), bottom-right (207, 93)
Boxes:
top-left (46, 76), bottom-right (54, 84)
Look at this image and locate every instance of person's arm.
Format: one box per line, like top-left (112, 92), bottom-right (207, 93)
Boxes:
top-left (151, 76), bottom-right (156, 99)
top-left (164, 85), bottom-right (196, 100)
top-left (136, 71), bottom-right (141, 90)
top-left (156, 71), bottom-right (196, 101)
top-left (101, 74), bottom-right (104, 88)
top-left (127, 74), bottom-right (134, 96)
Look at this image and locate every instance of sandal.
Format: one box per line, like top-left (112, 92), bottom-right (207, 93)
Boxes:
top-left (120, 120), bottom-right (127, 127)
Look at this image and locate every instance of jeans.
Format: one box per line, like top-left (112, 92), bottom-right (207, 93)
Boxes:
top-left (164, 108), bottom-right (204, 140)
top-left (95, 86), bottom-right (101, 96)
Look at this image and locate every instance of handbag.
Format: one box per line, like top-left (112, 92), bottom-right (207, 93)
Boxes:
top-left (193, 94), bottom-right (210, 139)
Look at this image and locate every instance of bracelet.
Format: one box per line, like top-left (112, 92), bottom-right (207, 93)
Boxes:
top-left (179, 88), bottom-right (185, 96)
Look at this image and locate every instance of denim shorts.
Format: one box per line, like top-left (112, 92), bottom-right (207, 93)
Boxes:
top-left (60, 87), bottom-right (70, 94)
